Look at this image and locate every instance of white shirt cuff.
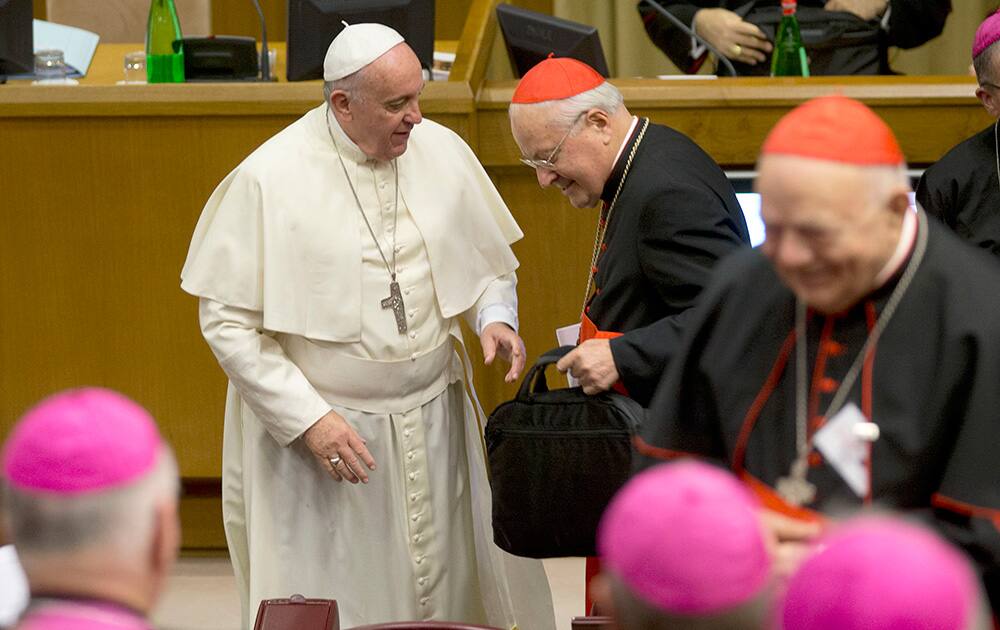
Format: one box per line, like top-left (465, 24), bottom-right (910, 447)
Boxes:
top-left (476, 303), bottom-right (519, 336)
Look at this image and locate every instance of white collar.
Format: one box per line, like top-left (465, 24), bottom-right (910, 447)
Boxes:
top-left (612, 116), bottom-right (639, 167)
top-left (873, 207), bottom-right (917, 289)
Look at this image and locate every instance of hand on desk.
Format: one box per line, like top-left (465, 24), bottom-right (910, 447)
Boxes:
top-left (693, 8), bottom-right (772, 65)
top-left (304, 409), bottom-right (376, 484)
top-left (556, 339), bottom-right (619, 395)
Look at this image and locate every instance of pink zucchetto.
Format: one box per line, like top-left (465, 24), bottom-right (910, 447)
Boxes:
top-left (781, 517), bottom-right (979, 630)
top-left (597, 460), bottom-right (771, 615)
top-left (1, 388), bottom-right (163, 495)
top-left (973, 11), bottom-right (1000, 60)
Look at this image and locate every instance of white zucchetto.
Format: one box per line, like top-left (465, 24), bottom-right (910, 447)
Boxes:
top-left (323, 22), bottom-right (406, 82)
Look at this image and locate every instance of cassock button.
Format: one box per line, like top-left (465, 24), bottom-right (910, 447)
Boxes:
top-left (418, 577), bottom-right (427, 585)
top-left (411, 514), bottom-right (419, 522)
top-left (404, 288), bottom-right (411, 295)
top-left (808, 451), bottom-right (823, 467)
top-left (420, 598), bottom-right (429, 606)
top-left (413, 534), bottom-right (421, 543)
top-left (591, 265), bottom-right (598, 274)
top-left (408, 472), bottom-right (416, 480)
top-left (585, 306), bottom-right (590, 314)
top-left (409, 331), bottom-right (417, 339)
top-left (818, 377), bottom-right (839, 394)
top-left (600, 243), bottom-right (607, 252)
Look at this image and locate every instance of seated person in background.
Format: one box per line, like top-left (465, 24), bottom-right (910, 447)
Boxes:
top-left (635, 95), bottom-right (1000, 615)
top-left (780, 517), bottom-right (992, 630)
top-left (591, 460), bottom-right (773, 629)
top-left (637, 0), bottom-right (951, 75)
top-left (917, 11), bottom-right (1000, 256)
top-left (0, 388), bottom-right (180, 630)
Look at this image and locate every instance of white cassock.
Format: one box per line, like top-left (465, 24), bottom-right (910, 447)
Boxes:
top-left (180, 104), bottom-right (556, 630)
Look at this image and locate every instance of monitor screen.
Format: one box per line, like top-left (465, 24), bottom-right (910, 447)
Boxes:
top-left (0, 0), bottom-right (33, 77)
top-left (496, 4), bottom-right (610, 78)
top-left (286, 0), bottom-right (434, 82)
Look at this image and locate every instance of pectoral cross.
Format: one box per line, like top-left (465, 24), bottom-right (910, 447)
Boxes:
top-left (381, 281), bottom-right (408, 334)
top-left (776, 459), bottom-right (817, 507)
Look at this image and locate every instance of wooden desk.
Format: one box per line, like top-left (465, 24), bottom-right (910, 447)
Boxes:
top-left (1, 34), bottom-right (991, 550)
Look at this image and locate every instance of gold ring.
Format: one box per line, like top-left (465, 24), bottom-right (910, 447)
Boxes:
top-left (731, 44), bottom-right (742, 57)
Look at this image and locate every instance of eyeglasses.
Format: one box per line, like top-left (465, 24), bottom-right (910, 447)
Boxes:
top-left (519, 112), bottom-right (585, 170)
top-left (981, 81), bottom-right (1000, 91)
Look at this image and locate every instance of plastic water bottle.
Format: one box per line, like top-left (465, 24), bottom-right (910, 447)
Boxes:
top-left (146, 0), bottom-right (185, 83)
top-left (771, 0), bottom-right (809, 77)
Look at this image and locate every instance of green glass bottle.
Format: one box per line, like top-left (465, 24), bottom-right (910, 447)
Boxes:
top-left (770, 0), bottom-right (809, 77)
top-left (146, 0), bottom-right (185, 83)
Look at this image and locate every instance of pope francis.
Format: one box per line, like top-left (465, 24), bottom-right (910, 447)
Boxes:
top-left (180, 23), bottom-right (555, 630)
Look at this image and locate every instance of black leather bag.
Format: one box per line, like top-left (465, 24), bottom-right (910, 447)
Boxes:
top-left (485, 346), bottom-right (644, 558)
top-left (733, 1), bottom-right (885, 75)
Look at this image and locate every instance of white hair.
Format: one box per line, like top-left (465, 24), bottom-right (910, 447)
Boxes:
top-left (509, 80), bottom-right (624, 130)
top-left (2, 447), bottom-right (179, 562)
top-left (323, 64), bottom-right (371, 105)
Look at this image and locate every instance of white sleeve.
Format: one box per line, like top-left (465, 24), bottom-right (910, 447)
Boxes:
top-left (199, 297), bottom-right (332, 447)
top-left (464, 272), bottom-right (519, 335)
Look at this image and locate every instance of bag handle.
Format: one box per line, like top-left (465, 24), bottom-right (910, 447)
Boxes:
top-left (515, 345), bottom-right (575, 400)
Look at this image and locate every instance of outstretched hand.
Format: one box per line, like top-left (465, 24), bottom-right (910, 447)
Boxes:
top-left (481, 322), bottom-right (526, 383)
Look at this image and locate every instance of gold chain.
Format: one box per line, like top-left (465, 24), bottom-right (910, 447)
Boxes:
top-left (580, 118), bottom-right (650, 317)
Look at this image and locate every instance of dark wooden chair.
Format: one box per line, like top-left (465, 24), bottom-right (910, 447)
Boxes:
top-left (254, 595), bottom-right (339, 630)
top-left (571, 615), bottom-right (615, 630)
top-left (348, 623), bottom-right (502, 630)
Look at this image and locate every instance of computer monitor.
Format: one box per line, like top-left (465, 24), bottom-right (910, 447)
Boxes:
top-left (496, 4), bottom-right (610, 78)
top-left (0, 0), bottom-right (33, 78)
top-left (286, 0), bottom-right (434, 82)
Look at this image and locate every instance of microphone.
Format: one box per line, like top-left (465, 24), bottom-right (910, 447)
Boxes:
top-left (250, 0), bottom-right (271, 81)
top-left (639, 0), bottom-right (738, 77)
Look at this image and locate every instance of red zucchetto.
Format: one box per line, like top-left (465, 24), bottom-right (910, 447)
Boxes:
top-left (761, 95), bottom-right (905, 166)
top-left (511, 56), bottom-right (605, 104)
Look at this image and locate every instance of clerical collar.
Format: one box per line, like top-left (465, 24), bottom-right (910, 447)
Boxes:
top-left (322, 107), bottom-right (371, 165)
top-left (873, 208), bottom-right (917, 289)
top-left (600, 116), bottom-right (641, 204)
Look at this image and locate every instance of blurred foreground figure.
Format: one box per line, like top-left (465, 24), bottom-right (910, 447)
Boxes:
top-left (637, 95), bottom-right (1000, 613)
top-left (1, 388), bottom-right (179, 630)
top-left (592, 460), bottom-right (772, 629)
top-left (781, 517), bottom-right (991, 630)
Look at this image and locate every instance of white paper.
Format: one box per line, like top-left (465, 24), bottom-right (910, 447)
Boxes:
top-left (555, 323), bottom-right (581, 387)
top-left (11, 19), bottom-right (101, 79)
top-left (813, 402), bottom-right (871, 498)
top-left (0, 545), bottom-right (28, 627)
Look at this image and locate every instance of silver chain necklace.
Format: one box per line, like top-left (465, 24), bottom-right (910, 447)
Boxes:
top-left (776, 208), bottom-right (930, 506)
top-left (581, 117), bottom-right (650, 315)
top-left (325, 108), bottom-right (408, 334)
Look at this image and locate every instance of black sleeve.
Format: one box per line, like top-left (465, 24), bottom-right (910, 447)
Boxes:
top-left (612, 180), bottom-right (748, 405)
top-left (632, 256), bottom-right (741, 474)
top-left (915, 164), bottom-right (957, 229)
top-left (885, 0), bottom-right (952, 49)
top-left (637, 0), bottom-right (711, 73)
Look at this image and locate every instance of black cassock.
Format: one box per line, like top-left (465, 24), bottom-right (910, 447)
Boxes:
top-left (636, 216), bottom-right (1000, 611)
top-left (587, 119), bottom-right (750, 405)
top-left (917, 123), bottom-right (1000, 257)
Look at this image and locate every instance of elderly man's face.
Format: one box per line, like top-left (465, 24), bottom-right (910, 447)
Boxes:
top-left (509, 106), bottom-right (614, 208)
top-left (757, 155), bottom-right (905, 314)
top-left (339, 43), bottom-right (424, 161)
